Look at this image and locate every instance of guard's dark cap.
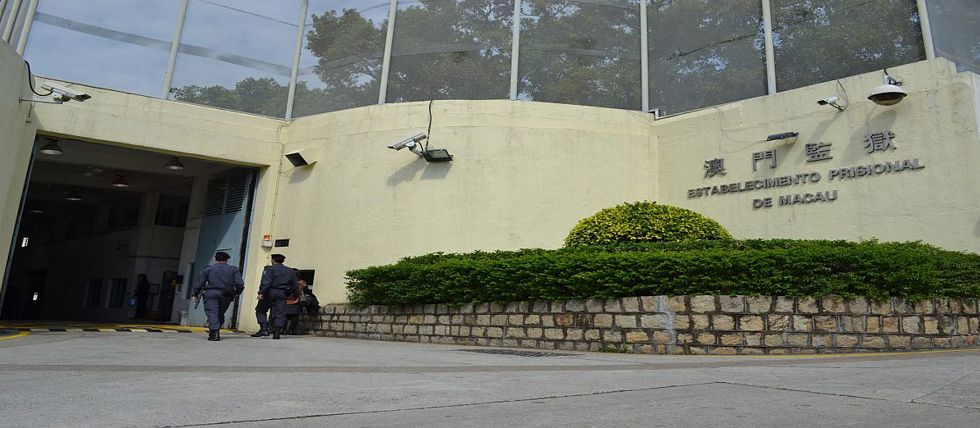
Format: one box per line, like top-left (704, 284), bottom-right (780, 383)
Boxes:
top-left (214, 251), bottom-right (231, 261)
top-left (271, 254), bottom-right (286, 263)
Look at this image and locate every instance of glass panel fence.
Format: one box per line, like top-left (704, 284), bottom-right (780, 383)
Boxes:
top-left (518, 0), bottom-right (642, 110)
top-left (772, 0), bottom-right (925, 92)
top-left (647, 0), bottom-right (767, 116)
top-left (292, 0), bottom-right (390, 118)
top-left (925, 0), bottom-right (979, 74)
top-left (23, 0), bottom-right (178, 97)
top-left (387, 0), bottom-right (514, 103)
top-left (1, 0), bottom-right (26, 46)
top-left (169, 0), bottom-right (301, 117)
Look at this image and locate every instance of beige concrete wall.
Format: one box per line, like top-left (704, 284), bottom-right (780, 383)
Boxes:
top-left (0, 43), bottom-right (38, 311)
top-left (279, 100), bottom-right (658, 303)
top-left (655, 59), bottom-right (980, 253)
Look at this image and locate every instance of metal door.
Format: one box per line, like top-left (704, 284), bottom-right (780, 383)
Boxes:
top-left (186, 169), bottom-right (254, 328)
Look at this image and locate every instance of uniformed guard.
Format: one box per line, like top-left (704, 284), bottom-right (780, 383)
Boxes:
top-left (192, 251), bottom-right (245, 341)
top-left (255, 253), bottom-right (295, 339)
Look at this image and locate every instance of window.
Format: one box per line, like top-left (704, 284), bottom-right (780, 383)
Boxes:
top-left (772, 0), bottom-right (925, 91)
top-left (519, 0), bottom-right (641, 109)
top-left (108, 278), bottom-right (127, 309)
top-left (648, 0), bottom-right (767, 115)
top-left (23, 0), bottom-right (180, 97)
top-left (85, 279), bottom-right (103, 308)
top-left (387, 0), bottom-right (514, 103)
top-left (169, 0), bottom-right (302, 117)
top-left (293, 0), bottom-right (391, 117)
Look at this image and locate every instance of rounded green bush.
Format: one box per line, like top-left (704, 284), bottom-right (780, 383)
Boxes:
top-left (563, 201), bottom-right (731, 247)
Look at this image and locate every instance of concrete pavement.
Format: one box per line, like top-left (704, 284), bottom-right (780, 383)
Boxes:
top-left (1, 331), bottom-right (978, 427)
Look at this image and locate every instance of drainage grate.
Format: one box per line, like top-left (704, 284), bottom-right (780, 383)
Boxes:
top-left (456, 349), bottom-right (577, 358)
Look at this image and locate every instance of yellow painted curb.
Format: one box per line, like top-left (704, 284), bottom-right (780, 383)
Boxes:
top-left (0, 331), bottom-right (30, 341)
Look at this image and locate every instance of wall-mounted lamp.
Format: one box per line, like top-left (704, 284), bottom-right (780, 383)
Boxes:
top-left (285, 148), bottom-right (319, 167)
top-left (111, 173), bottom-right (131, 188)
top-left (38, 138), bottom-right (63, 155)
top-left (766, 132), bottom-right (799, 144)
top-left (868, 70), bottom-right (906, 106)
top-left (163, 157), bottom-right (185, 170)
top-left (420, 148), bottom-right (453, 162)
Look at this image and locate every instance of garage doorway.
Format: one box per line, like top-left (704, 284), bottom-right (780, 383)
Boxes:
top-left (1, 136), bottom-right (256, 329)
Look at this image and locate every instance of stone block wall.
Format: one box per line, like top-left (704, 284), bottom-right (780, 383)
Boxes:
top-left (301, 296), bottom-right (980, 355)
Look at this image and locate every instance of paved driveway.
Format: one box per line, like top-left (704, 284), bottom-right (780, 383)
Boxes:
top-left (1, 331), bottom-right (979, 427)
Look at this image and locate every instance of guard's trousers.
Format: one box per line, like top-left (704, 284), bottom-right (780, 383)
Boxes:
top-left (203, 289), bottom-right (232, 331)
top-left (267, 289), bottom-right (287, 328)
top-left (255, 289), bottom-right (287, 328)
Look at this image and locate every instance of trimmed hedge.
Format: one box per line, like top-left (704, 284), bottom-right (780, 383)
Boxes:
top-left (346, 240), bottom-right (980, 305)
top-left (564, 201), bottom-right (731, 247)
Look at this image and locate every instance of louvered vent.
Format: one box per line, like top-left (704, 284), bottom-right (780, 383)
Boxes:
top-left (224, 171), bottom-right (248, 214)
top-left (204, 171), bottom-right (249, 217)
top-left (204, 178), bottom-right (226, 217)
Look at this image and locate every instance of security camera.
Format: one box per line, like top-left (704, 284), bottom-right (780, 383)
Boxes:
top-left (40, 82), bottom-right (91, 102)
top-left (868, 75), bottom-right (906, 106)
top-left (817, 96), bottom-right (845, 111)
top-left (387, 133), bottom-right (427, 151)
top-left (817, 96), bottom-right (838, 106)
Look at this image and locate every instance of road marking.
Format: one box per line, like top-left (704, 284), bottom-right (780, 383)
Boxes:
top-left (0, 331), bottom-right (29, 341)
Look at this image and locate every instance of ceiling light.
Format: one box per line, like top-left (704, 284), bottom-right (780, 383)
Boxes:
top-left (163, 157), bottom-right (185, 170)
top-left (39, 139), bottom-right (63, 155)
top-left (28, 207), bottom-right (44, 214)
top-left (65, 191), bottom-right (83, 201)
top-left (112, 173), bottom-right (131, 188)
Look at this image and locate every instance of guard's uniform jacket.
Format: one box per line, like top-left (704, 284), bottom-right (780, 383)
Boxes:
top-left (193, 263), bottom-right (245, 331)
top-left (258, 263), bottom-right (295, 329)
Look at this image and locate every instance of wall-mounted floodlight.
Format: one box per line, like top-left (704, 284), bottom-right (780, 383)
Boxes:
top-left (817, 96), bottom-right (846, 112)
top-left (420, 148), bottom-right (453, 162)
top-left (766, 132), bottom-right (799, 143)
top-left (285, 148), bottom-right (319, 167)
top-left (868, 71), bottom-right (906, 106)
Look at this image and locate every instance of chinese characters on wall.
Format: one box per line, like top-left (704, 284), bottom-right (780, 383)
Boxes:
top-left (688, 131), bottom-right (924, 208)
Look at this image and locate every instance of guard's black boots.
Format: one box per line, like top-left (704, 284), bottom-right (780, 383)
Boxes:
top-left (250, 323), bottom-right (269, 337)
top-left (207, 330), bottom-right (219, 341)
top-left (273, 327), bottom-right (281, 340)
top-left (214, 331), bottom-right (221, 341)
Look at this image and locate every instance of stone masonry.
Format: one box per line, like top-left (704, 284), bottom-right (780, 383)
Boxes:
top-left (301, 296), bottom-right (980, 355)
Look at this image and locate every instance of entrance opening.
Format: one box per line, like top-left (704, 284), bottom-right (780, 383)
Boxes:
top-left (1, 136), bottom-right (256, 329)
